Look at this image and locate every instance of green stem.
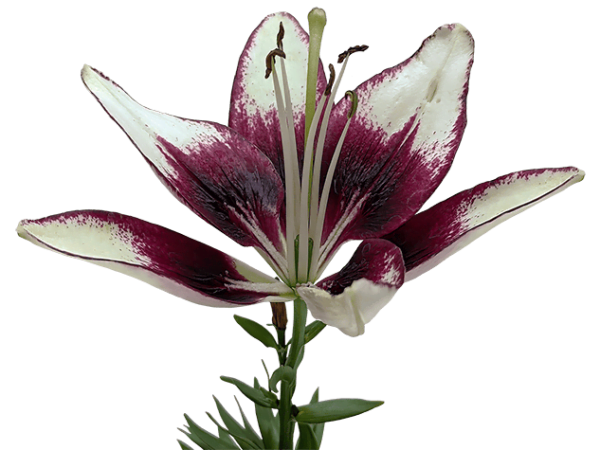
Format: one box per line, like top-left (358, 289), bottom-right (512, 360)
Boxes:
top-left (279, 299), bottom-right (308, 449)
top-left (279, 380), bottom-right (293, 449)
top-left (277, 327), bottom-right (287, 366)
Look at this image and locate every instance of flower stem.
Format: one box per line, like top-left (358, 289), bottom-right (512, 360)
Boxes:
top-left (278, 298), bottom-right (307, 449)
top-left (279, 380), bottom-right (293, 449)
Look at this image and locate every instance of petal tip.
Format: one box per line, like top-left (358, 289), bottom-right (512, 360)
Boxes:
top-left (574, 168), bottom-right (585, 182)
top-left (16, 220), bottom-right (28, 239)
top-left (80, 64), bottom-right (95, 82)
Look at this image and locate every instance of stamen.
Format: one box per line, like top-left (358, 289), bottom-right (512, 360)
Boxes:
top-left (268, 51), bottom-right (298, 284)
top-left (297, 89), bottom-right (328, 283)
top-left (277, 21), bottom-right (285, 50)
top-left (306, 58), bottom-right (350, 279)
top-left (309, 90), bottom-right (358, 281)
top-left (277, 49), bottom-right (301, 230)
top-left (337, 45), bottom-right (369, 64)
top-left (265, 48), bottom-right (286, 79)
top-left (325, 63), bottom-right (336, 96)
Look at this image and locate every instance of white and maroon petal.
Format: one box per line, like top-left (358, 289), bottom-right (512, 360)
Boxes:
top-left (386, 167), bottom-right (584, 281)
top-left (319, 24), bottom-right (474, 260)
top-left (297, 239), bottom-right (405, 336)
top-left (17, 211), bottom-right (292, 306)
top-left (81, 66), bottom-right (285, 264)
top-left (229, 11), bottom-right (327, 179)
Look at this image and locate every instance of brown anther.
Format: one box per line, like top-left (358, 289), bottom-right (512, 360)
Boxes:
top-left (264, 48), bottom-right (287, 79)
top-left (344, 89), bottom-right (358, 119)
top-left (337, 45), bottom-right (369, 64)
top-left (325, 63), bottom-right (336, 96)
top-left (277, 22), bottom-right (285, 50)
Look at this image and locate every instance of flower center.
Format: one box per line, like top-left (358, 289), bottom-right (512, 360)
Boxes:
top-left (265, 9), bottom-right (366, 286)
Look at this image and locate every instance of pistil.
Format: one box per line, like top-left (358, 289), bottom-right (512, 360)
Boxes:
top-left (266, 15), bottom-right (367, 286)
top-left (305, 8), bottom-right (327, 140)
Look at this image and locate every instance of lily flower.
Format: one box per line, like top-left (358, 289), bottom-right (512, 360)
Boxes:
top-left (17, 11), bottom-right (583, 337)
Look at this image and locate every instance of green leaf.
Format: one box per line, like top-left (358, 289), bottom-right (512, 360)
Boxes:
top-left (269, 366), bottom-right (295, 393)
top-left (206, 412), bottom-right (255, 449)
top-left (180, 428), bottom-right (211, 450)
top-left (177, 440), bottom-right (195, 450)
top-left (309, 389), bottom-right (324, 447)
top-left (309, 389), bottom-right (319, 404)
top-left (234, 396), bottom-right (264, 446)
top-left (184, 414), bottom-right (236, 449)
top-left (234, 315), bottom-right (279, 349)
top-left (295, 399), bottom-right (384, 424)
top-left (213, 395), bottom-right (260, 447)
top-left (254, 379), bottom-right (280, 449)
top-left (259, 386), bottom-right (279, 404)
top-left (261, 360), bottom-right (271, 390)
top-left (221, 376), bottom-right (278, 408)
top-left (296, 423), bottom-right (319, 450)
top-left (214, 397), bottom-right (265, 449)
top-left (304, 321), bottom-right (326, 344)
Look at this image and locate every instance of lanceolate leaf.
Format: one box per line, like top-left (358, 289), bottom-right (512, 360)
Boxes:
top-left (309, 388), bottom-right (324, 447)
top-left (234, 315), bottom-right (279, 349)
top-left (184, 414), bottom-right (236, 450)
top-left (296, 423), bottom-right (319, 450)
top-left (234, 396), bottom-right (263, 445)
top-left (207, 412), bottom-right (255, 449)
top-left (205, 406), bottom-right (264, 450)
top-left (304, 321), bottom-right (327, 344)
top-left (254, 379), bottom-right (280, 449)
top-left (295, 399), bottom-right (384, 424)
top-left (221, 376), bottom-right (278, 408)
top-left (177, 440), bottom-right (195, 450)
top-left (214, 397), bottom-right (265, 449)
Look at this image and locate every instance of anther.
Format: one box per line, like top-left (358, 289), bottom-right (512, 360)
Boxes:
top-left (277, 22), bottom-right (285, 50)
top-left (325, 64), bottom-right (336, 96)
top-left (345, 90), bottom-right (358, 118)
top-left (337, 45), bottom-right (369, 63)
top-left (265, 48), bottom-right (286, 79)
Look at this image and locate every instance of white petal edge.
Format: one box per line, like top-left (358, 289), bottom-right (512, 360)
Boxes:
top-left (406, 168), bottom-right (585, 281)
top-left (297, 279), bottom-right (398, 337)
top-left (17, 216), bottom-right (291, 307)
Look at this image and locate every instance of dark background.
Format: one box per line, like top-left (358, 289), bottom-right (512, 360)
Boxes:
top-left (12, 3), bottom-right (599, 448)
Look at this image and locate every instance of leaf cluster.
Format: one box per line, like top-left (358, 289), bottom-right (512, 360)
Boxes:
top-left (178, 314), bottom-right (382, 449)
